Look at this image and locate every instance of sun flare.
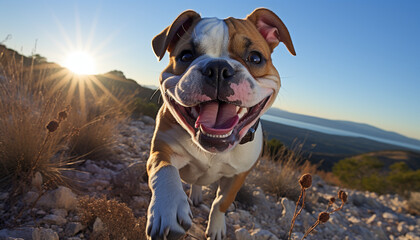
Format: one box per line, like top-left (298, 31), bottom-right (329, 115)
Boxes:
top-left (64, 51), bottom-right (96, 75)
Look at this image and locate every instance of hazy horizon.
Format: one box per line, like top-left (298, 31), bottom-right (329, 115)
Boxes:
top-left (1, 0), bottom-right (419, 140)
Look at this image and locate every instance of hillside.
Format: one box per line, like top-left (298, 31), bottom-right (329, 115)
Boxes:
top-left (261, 120), bottom-right (419, 171)
top-left (95, 70), bottom-right (160, 105)
top-left (0, 44), bottom-right (160, 105)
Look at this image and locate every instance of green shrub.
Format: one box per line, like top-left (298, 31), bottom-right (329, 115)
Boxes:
top-left (333, 156), bottom-right (420, 195)
top-left (131, 98), bottom-right (159, 119)
top-left (387, 162), bottom-right (420, 195)
top-left (333, 156), bottom-right (384, 191)
top-left (360, 173), bottom-right (387, 193)
top-left (265, 138), bottom-right (285, 160)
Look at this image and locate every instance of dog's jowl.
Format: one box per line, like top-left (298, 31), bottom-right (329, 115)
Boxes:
top-left (146, 8), bottom-right (295, 240)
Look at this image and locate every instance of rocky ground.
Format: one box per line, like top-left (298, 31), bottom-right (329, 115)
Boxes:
top-left (1, 118), bottom-right (419, 240)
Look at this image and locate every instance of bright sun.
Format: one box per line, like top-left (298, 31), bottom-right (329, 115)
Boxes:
top-left (64, 51), bottom-right (96, 75)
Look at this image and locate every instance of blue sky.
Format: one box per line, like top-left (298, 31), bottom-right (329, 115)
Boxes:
top-left (1, 0), bottom-right (420, 140)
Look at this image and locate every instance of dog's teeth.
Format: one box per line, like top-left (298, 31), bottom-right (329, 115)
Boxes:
top-left (200, 126), bottom-right (233, 138)
top-left (237, 108), bottom-right (248, 119)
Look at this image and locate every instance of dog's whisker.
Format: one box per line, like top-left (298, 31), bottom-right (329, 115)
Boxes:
top-left (150, 88), bottom-right (161, 101)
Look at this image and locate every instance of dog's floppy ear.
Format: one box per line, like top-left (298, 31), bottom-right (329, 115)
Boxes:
top-left (246, 8), bottom-right (296, 55)
top-left (152, 10), bottom-right (201, 61)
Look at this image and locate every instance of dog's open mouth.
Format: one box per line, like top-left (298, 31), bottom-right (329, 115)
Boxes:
top-left (169, 96), bottom-right (271, 152)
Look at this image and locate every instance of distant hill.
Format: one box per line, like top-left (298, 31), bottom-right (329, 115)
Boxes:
top-left (260, 120), bottom-right (419, 171)
top-left (266, 108), bottom-right (420, 149)
top-left (95, 70), bottom-right (160, 105)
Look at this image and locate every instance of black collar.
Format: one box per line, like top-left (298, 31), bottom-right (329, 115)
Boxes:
top-left (239, 118), bottom-right (260, 145)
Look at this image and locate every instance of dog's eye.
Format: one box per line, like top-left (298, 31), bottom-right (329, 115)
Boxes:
top-left (247, 51), bottom-right (262, 64)
top-left (178, 50), bottom-right (194, 62)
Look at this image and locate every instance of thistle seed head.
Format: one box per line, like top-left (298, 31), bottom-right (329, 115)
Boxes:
top-left (299, 173), bottom-right (312, 189)
top-left (329, 197), bottom-right (336, 204)
top-left (338, 190), bottom-right (348, 203)
top-left (58, 110), bottom-right (68, 121)
top-left (318, 212), bottom-right (330, 223)
top-left (46, 120), bottom-right (59, 132)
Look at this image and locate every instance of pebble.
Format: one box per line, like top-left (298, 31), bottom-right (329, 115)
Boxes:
top-left (235, 228), bottom-right (252, 240)
top-left (85, 163), bottom-right (103, 174)
top-left (251, 229), bottom-right (279, 240)
top-left (32, 228), bottom-right (59, 240)
top-left (42, 214), bottom-right (67, 226)
top-left (405, 232), bottom-right (420, 240)
top-left (51, 209), bottom-right (67, 218)
top-left (227, 212), bottom-right (240, 224)
top-left (31, 172), bottom-right (43, 190)
top-left (141, 116), bottom-right (155, 125)
top-left (132, 196), bottom-right (149, 209)
top-left (93, 217), bottom-right (105, 234)
top-left (366, 214), bottom-right (376, 224)
top-left (65, 222), bottom-right (85, 236)
top-left (279, 198), bottom-right (295, 227)
top-left (37, 186), bottom-right (77, 210)
top-left (383, 212), bottom-right (398, 221)
top-left (0, 228), bottom-right (34, 239)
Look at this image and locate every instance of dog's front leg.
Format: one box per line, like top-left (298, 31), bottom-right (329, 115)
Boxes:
top-left (146, 141), bottom-right (192, 240)
top-left (205, 171), bottom-right (250, 240)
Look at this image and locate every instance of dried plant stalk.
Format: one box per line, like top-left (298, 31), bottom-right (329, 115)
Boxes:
top-left (289, 173), bottom-right (312, 239)
top-left (287, 172), bottom-right (348, 240)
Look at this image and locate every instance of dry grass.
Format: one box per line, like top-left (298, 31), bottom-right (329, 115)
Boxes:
top-left (407, 192), bottom-right (420, 215)
top-left (78, 195), bottom-right (147, 240)
top-left (0, 46), bottom-right (129, 196)
top-left (68, 95), bottom-right (127, 161)
top-left (316, 170), bottom-right (342, 186)
top-left (247, 142), bottom-right (319, 201)
top-left (0, 49), bottom-right (73, 194)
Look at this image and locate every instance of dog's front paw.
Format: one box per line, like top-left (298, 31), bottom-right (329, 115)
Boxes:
top-left (147, 194), bottom-right (192, 239)
top-left (205, 209), bottom-right (226, 240)
top-left (189, 184), bottom-right (203, 206)
top-left (146, 166), bottom-right (193, 240)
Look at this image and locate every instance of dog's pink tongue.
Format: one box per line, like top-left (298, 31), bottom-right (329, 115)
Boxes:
top-left (195, 102), bottom-right (239, 135)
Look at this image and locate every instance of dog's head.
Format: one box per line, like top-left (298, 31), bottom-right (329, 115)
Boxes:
top-left (153, 8), bottom-right (295, 153)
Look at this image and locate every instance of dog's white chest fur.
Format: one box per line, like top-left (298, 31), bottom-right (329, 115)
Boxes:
top-left (161, 124), bottom-right (263, 185)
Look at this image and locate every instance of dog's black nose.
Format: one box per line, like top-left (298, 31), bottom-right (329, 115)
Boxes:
top-left (202, 60), bottom-right (235, 84)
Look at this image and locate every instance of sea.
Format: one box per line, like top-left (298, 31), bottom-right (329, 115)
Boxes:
top-left (261, 114), bottom-right (420, 152)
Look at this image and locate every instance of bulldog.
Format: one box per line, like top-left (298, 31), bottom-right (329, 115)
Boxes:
top-left (146, 8), bottom-right (296, 240)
